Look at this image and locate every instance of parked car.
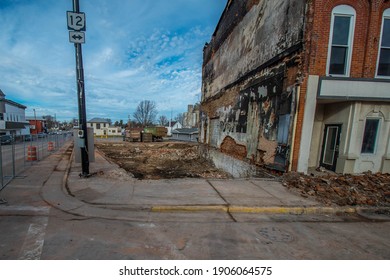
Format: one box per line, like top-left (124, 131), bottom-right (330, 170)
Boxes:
top-left (24, 135), bottom-right (32, 141)
top-left (37, 133), bottom-right (47, 138)
top-left (1, 135), bottom-right (13, 145)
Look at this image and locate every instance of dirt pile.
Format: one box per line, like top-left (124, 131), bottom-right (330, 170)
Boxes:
top-left (95, 141), bottom-right (232, 180)
top-left (283, 172), bottom-right (390, 207)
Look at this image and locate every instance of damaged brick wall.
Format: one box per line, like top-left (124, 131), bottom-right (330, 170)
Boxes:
top-left (202, 0), bottom-right (306, 100)
top-left (220, 136), bottom-right (247, 160)
top-left (201, 0), bottom-right (306, 171)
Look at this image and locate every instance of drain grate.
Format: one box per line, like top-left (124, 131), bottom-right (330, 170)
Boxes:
top-left (257, 227), bottom-right (294, 242)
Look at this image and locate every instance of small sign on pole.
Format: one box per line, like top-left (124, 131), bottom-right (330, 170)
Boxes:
top-left (69, 31), bottom-right (85, 44)
top-left (67, 11), bottom-right (86, 31)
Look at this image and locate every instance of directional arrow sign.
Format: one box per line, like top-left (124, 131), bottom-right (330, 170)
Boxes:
top-left (69, 31), bottom-right (85, 44)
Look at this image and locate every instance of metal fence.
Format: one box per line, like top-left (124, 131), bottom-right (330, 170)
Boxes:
top-left (0, 133), bottom-right (73, 190)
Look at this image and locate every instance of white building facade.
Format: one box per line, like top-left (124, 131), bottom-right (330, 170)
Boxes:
top-left (87, 118), bottom-right (121, 137)
top-left (0, 90), bottom-right (29, 136)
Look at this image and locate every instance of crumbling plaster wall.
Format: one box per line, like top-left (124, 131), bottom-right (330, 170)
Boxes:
top-left (201, 0), bottom-right (306, 170)
top-left (202, 0), bottom-right (305, 99)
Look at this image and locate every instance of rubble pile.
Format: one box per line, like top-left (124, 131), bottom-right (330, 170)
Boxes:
top-left (283, 172), bottom-right (390, 207)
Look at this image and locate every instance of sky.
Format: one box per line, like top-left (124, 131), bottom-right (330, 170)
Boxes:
top-left (0, 0), bottom-right (226, 122)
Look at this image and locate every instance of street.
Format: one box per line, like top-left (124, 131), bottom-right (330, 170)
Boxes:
top-left (1, 204), bottom-right (389, 260)
top-left (0, 143), bottom-right (389, 260)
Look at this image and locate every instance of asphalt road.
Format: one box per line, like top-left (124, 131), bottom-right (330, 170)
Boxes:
top-left (0, 206), bottom-right (389, 260)
top-left (2, 163), bottom-right (390, 261)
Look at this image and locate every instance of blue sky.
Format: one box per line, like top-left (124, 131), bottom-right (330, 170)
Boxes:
top-left (0, 0), bottom-right (226, 122)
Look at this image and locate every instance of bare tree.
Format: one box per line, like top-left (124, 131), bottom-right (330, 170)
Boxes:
top-left (43, 115), bottom-right (55, 130)
top-left (158, 115), bottom-right (168, 126)
top-left (133, 100), bottom-right (158, 126)
top-left (175, 113), bottom-right (186, 126)
top-left (113, 120), bottom-right (124, 127)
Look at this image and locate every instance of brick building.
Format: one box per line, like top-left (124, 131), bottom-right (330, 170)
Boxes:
top-left (26, 116), bottom-right (47, 135)
top-left (201, 0), bottom-right (390, 174)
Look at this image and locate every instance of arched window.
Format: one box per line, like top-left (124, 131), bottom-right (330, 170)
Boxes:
top-left (361, 118), bottom-right (380, 154)
top-left (376, 9), bottom-right (390, 77)
top-left (327, 5), bottom-right (356, 76)
top-left (361, 111), bottom-right (383, 154)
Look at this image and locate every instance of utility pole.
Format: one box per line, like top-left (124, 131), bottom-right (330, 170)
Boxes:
top-left (68, 0), bottom-right (89, 176)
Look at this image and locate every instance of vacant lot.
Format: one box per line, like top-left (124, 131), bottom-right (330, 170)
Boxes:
top-left (95, 140), bottom-right (389, 208)
top-left (95, 141), bottom-right (231, 180)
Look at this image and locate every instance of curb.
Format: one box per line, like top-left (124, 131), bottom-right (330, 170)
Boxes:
top-left (152, 205), bottom-right (229, 212)
top-left (356, 208), bottom-right (390, 221)
top-left (151, 205), bottom-right (360, 215)
top-left (229, 206), bottom-right (357, 215)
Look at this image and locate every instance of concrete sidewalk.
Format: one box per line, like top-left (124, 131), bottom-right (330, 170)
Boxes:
top-left (0, 141), bottom-right (382, 221)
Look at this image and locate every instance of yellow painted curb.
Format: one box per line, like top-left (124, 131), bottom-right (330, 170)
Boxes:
top-left (229, 206), bottom-right (292, 214)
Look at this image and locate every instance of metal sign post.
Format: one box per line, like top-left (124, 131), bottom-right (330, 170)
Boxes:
top-left (67, 0), bottom-right (89, 176)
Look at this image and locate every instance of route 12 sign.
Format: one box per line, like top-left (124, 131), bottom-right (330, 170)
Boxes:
top-left (67, 11), bottom-right (86, 31)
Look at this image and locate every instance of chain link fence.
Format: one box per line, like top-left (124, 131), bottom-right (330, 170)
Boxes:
top-left (0, 132), bottom-right (73, 191)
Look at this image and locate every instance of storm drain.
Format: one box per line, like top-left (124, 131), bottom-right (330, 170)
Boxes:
top-left (257, 227), bottom-right (294, 242)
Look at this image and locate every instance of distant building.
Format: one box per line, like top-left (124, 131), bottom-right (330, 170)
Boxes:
top-left (87, 118), bottom-right (110, 136)
top-left (0, 90), bottom-right (29, 136)
top-left (107, 125), bottom-right (122, 137)
top-left (26, 116), bottom-right (47, 135)
top-left (172, 128), bottom-right (199, 142)
top-left (87, 118), bottom-right (121, 137)
top-left (165, 121), bottom-right (182, 136)
top-left (183, 104), bottom-right (200, 128)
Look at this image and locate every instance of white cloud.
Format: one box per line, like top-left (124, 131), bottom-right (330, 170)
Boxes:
top-left (0, 0), bottom-right (226, 121)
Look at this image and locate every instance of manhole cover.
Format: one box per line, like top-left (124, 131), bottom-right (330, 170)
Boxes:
top-left (257, 227), bottom-right (294, 242)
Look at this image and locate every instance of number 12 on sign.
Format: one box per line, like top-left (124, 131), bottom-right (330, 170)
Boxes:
top-left (67, 11), bottom-right (86, 31)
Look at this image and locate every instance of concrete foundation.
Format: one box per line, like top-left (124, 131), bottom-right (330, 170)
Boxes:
top-left (199, 144), bottom-right (257, 178)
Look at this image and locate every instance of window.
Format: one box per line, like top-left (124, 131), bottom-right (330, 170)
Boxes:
top-left (361, 119), bottom-right (380, 154)
top-left (327, 5), bottom-right (356, 76)
top-left (96, 123), bottom-right (101, 129)
top-left (377, 9), bottom-right (390, 77)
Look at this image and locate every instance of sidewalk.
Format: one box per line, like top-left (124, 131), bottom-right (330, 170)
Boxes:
top-left (0, 141), bottom-right (386, 221)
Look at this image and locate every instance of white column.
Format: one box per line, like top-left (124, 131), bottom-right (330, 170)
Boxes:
top-left (297, 75), bottom-right (319, 173)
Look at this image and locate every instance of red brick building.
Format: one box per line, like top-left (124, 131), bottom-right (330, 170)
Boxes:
top-left (201, 0), bottom-right (390, 175)
top-left (296, 0), bottom-right (390, 174)
top-left (27, 117), bottom-right (46, 134)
